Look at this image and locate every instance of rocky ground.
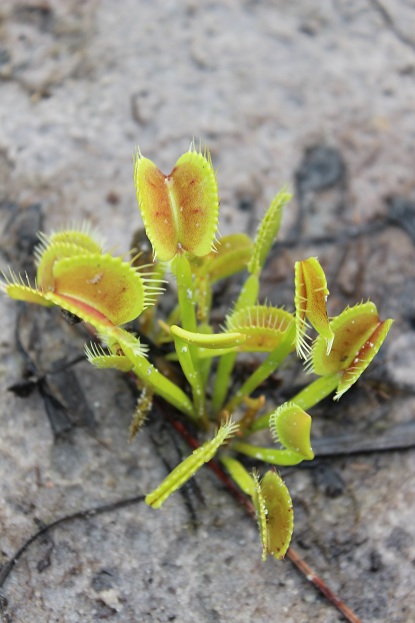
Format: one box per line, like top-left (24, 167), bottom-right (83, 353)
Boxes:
top-left (1, 1), bottom-right (415, 622)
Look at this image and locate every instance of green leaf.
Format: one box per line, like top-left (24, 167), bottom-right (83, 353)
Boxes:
top-left (171, 331), bottom-right (206, 421)
top-left (232, 441), bottom-right (306, 466)
top-left (248, 188), bottom-right (291, 276)
top-left (197, 233), bottom-right (253, 282)
top-left (221, 456), bottom-right (255, 496)
top-left (170, 324), bottom-right (246, 349)
top-left (146, 419), bottom-right (239, 508)
top-left (114, 330), bottom-right (196, 420)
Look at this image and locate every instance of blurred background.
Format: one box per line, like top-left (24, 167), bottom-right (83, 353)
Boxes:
top-left (1, 2), bottom-right (414, 622)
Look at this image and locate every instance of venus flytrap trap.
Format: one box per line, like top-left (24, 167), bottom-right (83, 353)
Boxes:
top-left (294, 257), bottom-right (334, 359)
top-left (309, 301), bottom-right (394, 400)
top-left (232, 402), bottom-right (314, 466)
top-left (221, 456), bottom-right (293, 560)
top-left (133, 146), bottom-right (219, 261)
top-left (1, 142), bottom-right (393, 566)
top-left (252, 470), bottom-right (294, 561)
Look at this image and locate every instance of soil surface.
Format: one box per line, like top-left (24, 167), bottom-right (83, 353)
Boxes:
top-left (1, 2), bottom-right (414, 622)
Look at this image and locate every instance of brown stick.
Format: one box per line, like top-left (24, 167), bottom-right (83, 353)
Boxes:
top-left (286, 548), bottom-right (363, 623)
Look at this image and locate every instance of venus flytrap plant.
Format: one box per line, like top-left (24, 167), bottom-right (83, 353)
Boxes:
top-left (1, 142), bottom-right (393, 567)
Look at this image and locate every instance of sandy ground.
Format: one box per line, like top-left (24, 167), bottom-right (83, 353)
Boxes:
top-left (1, 1), bottom-right (415, 622)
